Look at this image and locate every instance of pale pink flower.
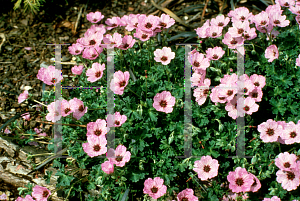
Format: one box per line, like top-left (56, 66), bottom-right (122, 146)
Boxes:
top-left (281, 121), bottom-right (300, 144)
top-left (143, 177), bottom-right (167, 199)
top-left (237, 78), bottom-right (255, 96)
top-left (133, 28), bottom-right (153, 41)
top-left (86, 119), bottom-right (109, 138)
top-left (248, 87), bottom-right (263, 102)
top-left (86, 63), bottom-right (106, 83)
top-left (190, 72), bottom-right (206, 87)
top-left (277, 121), bottom-right (287, 144)
top-left (221, 73), bottom-right (238, 85)
top-left (117, 35), bottom-right (136, 50)
top-left (77, 32), bottom-right (103, 48)
top-left (248, 173), bottom-right (261, 192)
top-left (101, 161), bottom-right (114, 174)
top-left (125, 14), bottom-right (140, 31)
top-left (289, 4), bottom-right (300, 15)
top-left (193, 79), bottom-right (211, 106)
top-left (269, 12), bottom-right (290, 27)
top-left (101, 33), bottom-right (123, 49)
top-left (18, 90), bottom-right (29, 104)
top-left (68, 43), bottom-right (84, 55)
top-left (252, 11), bottom-right (270, 28)
top-left (154, 47), bottom-right (175, 65)
top-left (276, 168), bottom-right (300, 191)
top-left (296, 54), bottom-right (300, 67)
top-left (225, 97), bottom-right (244, 119)
top-left (266, 4), bottom-right (283, 16)
top-left (258, 119), bottom-right (283, 143)
top-left (88, 24), bottom-right (106, 35)
top-left (189, 51), bottom-right (210, 70)
top-left (266, 29), bottom-right (280, 41)
top-left (106, 112), bottom-right (127, 127)
top-left (263, 196), bottom-right (281, 201)
top-left (159, 14), bottom-right (175, 29)
top-left (228, 20), bottom-right (250, 38)
top-left (61, 99), bottom-right (72, 117)
top-left (22, 112), bottom-right (31, 121)
top-left (119, 15), bottom-right (129, 26)
top-left (193, 155), bottom-right (219, 181)
top-left (275, 152), bottom-right (297, 171)
top-left (4, 128), bottom-right (11, 134)
top-left (105, 16), bottom-right (121, 30)
top-left (106, 145), bottom-right (131, 167)
top-left (110, 71), bottom-right (130, 95)
top-left (46, 100), bottom-right (62, 122)
top-left (177, 188), bottom-right (198, 201)
top-left (222, 32), bottom-right (244, 49)
top-left (86, 11), bottom-right (104, 23)
top-left (195, 20), bottom-right (210, 38)
top-left (227, 167), bottom-right (254, 193)
top-left (137, 14), bottom-right (160, 31)
top-left (71, 65), bottom-right (84, 75)
top-left (37, 66), bottom-right (63, 86)
top-left (32, 185), bottom-right (51, 201)
top-left (265, 45), bottom-right (279, 62)
top-left (250, 74), bottom-right (266, 89)
top-left (206, 46), bottom-right (225, 60)
top-left (210, 86), bottom-right (228, 104)
top-left (206, 25), bottom-right (223, 38)
top-left (228, 7), bottom-right (253, 23)
top-left (82, 46), bottom-right (103, 60)
top-left (276, 0), bottom-right (295, 7)
top-left (82, 135), bottom-right (107, 157)
top-left (210, 14), bottom-right (230, 28)
top-left (69, 97), bottom-right (88, 120)
top-left (15, 195), bottom-right (35, 201)
top-left (153, 91), bottom-right (176, 113)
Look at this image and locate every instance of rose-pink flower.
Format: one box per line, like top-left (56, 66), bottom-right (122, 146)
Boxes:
top-left (82, 135), bottom-right (107, 158)
top-left (86, 63), bottom-right (106, 83)
top-left (227, 167), bottom-right (254, 193)
top-left (153, 91), bottom-right (176, 113)
top-left (265, 45), bottom-right (279, 62)
top-left (86, 11), bottom-right (104, 23)
top-left (110, 70), bottom-right (130, 95)
top-left (154, 47), bottom-right (175, 65)
top-left (18, 90), bottom-right (29, 104)
top-left (258, 119), bottom-right (283, 143)
top-left (206, 46), bottom-right (225, 60)
top-left (71, 65), bottom-right (84, 75)
top-left (276, 167), bottom-right (300, 191)
top-left (106, 145), bottom-right (131, 167)
top-left (61, 99), bottom-right (73, 117)
top-left (68, 43), bottom-right (84, 55)
top-left (106, 112), bottom-right (127, 127)
top-left (193, 78), bottom-right (211, 106)
top-left (69, 97), bottom-right (88, 120)
top-left (86, 119), bottom-right (109, 138)
top-left (101, 161), bottom-right (114, 174)
top-left (281, 121), bottom-right (300, 144)
top-left (263, 196), bottom-right (281, 201)
top-left (15, 195), bottom-right (35, 201)
top-left (193, 155), bottom-right (219, 181)
top-left (105, 16), bottom-right (121, 30)
top-left (275, 152), bottom-right (297, 171)
top-left (32, 185), bottom-right (51, 201)
top-left (45, 100), bottom-right (62, 123)
top-left (177, 188), bottom-right (198, 201)
top-left (143, 177), bottom-right (167, 199)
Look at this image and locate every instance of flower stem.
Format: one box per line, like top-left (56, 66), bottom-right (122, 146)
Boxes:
top-left (128, 88), bottom-right (142, 99)
top-left (165, 65), bottom-right (170, 83)
top-left (32, 99), bottom-right (47, 107)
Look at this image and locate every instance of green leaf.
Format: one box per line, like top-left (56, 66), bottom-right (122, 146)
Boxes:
top-left (168, 131), bottom-right (174, 144)
top-left (148, 111), bottom-right (158, 122)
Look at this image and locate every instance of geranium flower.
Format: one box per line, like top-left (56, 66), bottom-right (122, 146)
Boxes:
top-left (143, 177), bottom-right (167, 199)
top-left (101, 33), bottom-right (123, 49)
top-left (77, 32), bottom-right (103, 48)
top-left (82, 135), bottom-right (107, 157)
top-left (153, 91), bottom-right (176, 113)
top-left (86, 119), bottom-right (109, 138)
top-left (189, 51), bottom-right (210, 70)
top-left (193, 155), bottom-right (219, 181)
top-left (276, 0), bottom-right (295, 7)
top-left (195, 20), bottom-right (210, 38)
top-left (18, 90), bottom-right (29, 104)
top-left (45, 100), bottom-right (62, 123)
top-left (248, 87), bottom-right (263, 102)
top-left (82, 46), bottom-right (103, 60)
top-left (105, 16), bottom-right (121, 30)
top-left (275, 152), bottom-right (297, 171)
top-left (15, 195), bottom-right (35, 201)
top-left (137, 14), bottom-right (160, 31)
top-left (281, 121), bottom-right (300, 144)
top-left (190, 71), bottom-right (206, 87)
top-left (68, 43), bottom-right (84, 55)
top-left (265, 45), bottom-right (279, 62)
top-left (69, 97), bottom-right (88, 120)
top-left (210, 14), bottom-right (230, 28)
top-left (250, 74), bottom-right (266, 89)
top-left (86, 11), bottom-right (104, 23)
top-left (193, 78), bottom-right (211, 106)
top-left (117, 35), bottom-right (136, 50)
top-left (222, 32), bottom-right (244, 49)
top-left (88, 24), bottom-right (106, 35)
top-left (248, 173), bottom-right (261, 192)
top-left (37, 66), bottom-right (63, 86)
top-left (134, 28), bottom-right (153, 41)
top-left (125, 14), bottom-right (140, 31)
top-left (239, 96), bottom-right (259, 116)
top-left (206, 46), bottom-right (225, 60)
top-left (21, 112), bottom-right (31, 121)
top-left (61, 99), bottom-right (72, 117)
top-left (106, 112), bottom-right (127, 127)
top-left (177, 188), bottom-right (198, 201)
top-left (228, 20), bottom-right (250, 38)
top-left (206, 25), bottom-right (223, 38)
top-left (225, 97), bottom-right (244, 119)
top-left (4, 128), bottom-right (11, 134)
top-left (71, 65), bottom-right (84, 75)
top-left (269, 12), bottom-right (290, 27)
top-left (263, 196), bottom-right (281, 201)
top-left (109, 70), bottom-right (130, 95)
top-left (258, 119), bottom-right (283, 143)
top-left (32, 185), bottom-right (51, 201)
top-left (228, 6), bottom-right (253, 23)
top-left (296, 54), bottom-right (300, 67)
top-left (277, 121), bottom-right (287, 144)
top-left (101, 161), bottom-right (114, 174)
top-left (227, 167), bottom-right (254, 193)
top-left (158, 14), bottom-right (175, 29)
top-left (154, 47), bottom-right (175, 65)
top-left (86, 63), bottom-right (106, 83)
top-left (119, 15), bottom-right (129, 26)
top-left (106, 145), bottom-right (131, 167)
top-left (276, 167), bottom-right (300, 191)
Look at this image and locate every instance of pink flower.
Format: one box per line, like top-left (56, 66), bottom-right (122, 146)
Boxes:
top-left (82, 46), bottom-right (103, 60)
top-left (189, 51), bottom-right (210, 70)
top-left (221, 73), bottom-right (238, 85)
top-left (193, 78), bottom-right (211, 106)
top-left (269, 12), bottom-right (290, 27)
top-left (177, 188), bottom-right (198, 201)
top-left (153, 91), bottom-right (176, 113)
top-left (110, 71), bottom-right (130, 95)
top-left (134, 28), bottom-right (153, 41)
top-left (263, 196), bottom-right (281, 201)
top-left (154, 47), bottom-right (175, 65)
top-left (296, 54), bottom-right (300, 67)
top-left (86, 119), bottom-right (109, 138)
top-left (228, 7), bottom-right (253, 23)
top-left (248, 87), bottom-right (263, 102)
top-left (101, 161), bottom-right (114, 174)
top-left (266, 29), bottom-right (280, 41)
top-left (248, 173), bottom-right (261, 192)
top-left (258, 119), bottom-right (283, 143)
top-left (275, 152), bottom-right (297, 171)
top-left (228, 20), bottom-right (250, 38)
top-left (106, 112), bottom-right (127, 127)
top-left (195, 20), bottom-right (210, 38)
top-left (222, 32), bottom-right (244, 49)
top-left (120, 15), bottom-right (129, 26)
top-left (82, 135), bottom-right (107, 157)
top-left (46, 100), bottom-right (62, 122)
top-left (87, 24), bottom-right (106, 35)
top-left (265, 44), bottom-right (279, 62)
top-left (137, 14), bottom-right (160, 31)
top-left (101, 33), bottom-right (123, 49)
top-left (190, 72), bottom-right (206, 87)
top-left (210, 14), bottom-right (230, 28)
top-left (193, 155), bottom-right (219, 181)
top-left (276, 167), bottom-right (300, 191)
top-left (68, 43), bottom-right (84, 55)
top-left (117, 35), bottom-right (136, 50)
top-left (106, 145), bottom-right (131, 167)
top-left (77, 32), bottom-right (103, 48)
top-left (32, 185), bottom-right (51, 201)
top-left (250, 74), bottom-right (266, 89)
top-left (252, 11), bottom-right (270, 28)
top-left (15, 195), bottom-right (35, 201)
top-left (18, 90), bottom-right (29, 104)
top-left (69, 97), bottom-right (88, 120)
top-left (225, 97), bottom-right (244, 119)
top-left (22, 112), bottom-right (31, 121)
top-left (277, 121), bottom-right (287, 144)
top-left (37, 66), bottom-right (63, 86)
top-left (4, 128), bottom-right (11, 134)
top-left (206, 25), bottom-right (223, 38)
top-left (105, 16), bottom-right (121, 30)
top-left (227, 167), bottom-right (254, 193)
top-left (143, 177), bottom-right (167, 199)
top-left (71, 65), bottom-right (84, 75)
top-left (86, 11), bottom-right (104, 23)
top-left (289, 4), bottom-right (300, 15)
top-left (0, 193), bottom-right (7, 201)
top-left (159, 14), bottom-right (175, 29)
top-left (276, 0), bottom-right (295, 7)
top-left (125, 14), bottom-right (140, 31)
top-left (281, 121), bottom-right (300, 144)
top-left (86, 63), bottom-right (106, 83)
top-left (206, 46), bottom-right (225, 60)
top-left (61, 99), bottom-right (72, 117)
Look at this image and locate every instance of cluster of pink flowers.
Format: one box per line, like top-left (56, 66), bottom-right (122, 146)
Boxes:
top-left (221, 191), bottom-right (249, 201)
top-left (15, 185), bottom-right (51, 201)
top-left (258, 119), bottom-right (300, 144)
top-left (227, 167), bottom-right (261, 193)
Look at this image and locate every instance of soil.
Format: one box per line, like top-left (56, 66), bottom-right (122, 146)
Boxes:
top-left (0, 0), bottom-right (270, 200)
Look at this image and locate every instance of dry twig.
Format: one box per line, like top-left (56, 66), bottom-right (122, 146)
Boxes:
top-left (200, 0), bottom-right (210, 26)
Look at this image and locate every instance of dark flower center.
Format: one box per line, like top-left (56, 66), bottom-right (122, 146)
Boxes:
top-left (219, 97), bottom-right (226, 100)
top-left (218, 22), bottom-right (224, 27)
top-left (236, 178), bottom-right (244, 186)
top-left (203, 165), bottom-right (211, 172)
top-left (244, 88), bottom-right (248, 93)
top-left (112, 23), bottom-right (117, 27)
top-left (64, 108), bottom-right (71, 114)
top-left (89, 40), bottom-right (96, 46)
top-left (95, 71), bottom-right (102, 78)
top-left (92, 54), bottom-right (97, 58)
top-left (193, 61), bottom-right (200, 67)
top-left (145, 22), bottom-right (152, 29)
top-left (93, 144), bottom-right (101, 152)
top-left (94, 129), bottom-right (102, 136)
top-left (51, 78), bottom-right (56, 84)
top-left (75, 50), bottom-right (80, 53)
top-left (161, 56), bottom-right (168, 61)
top-left (142, 34), bottom-right (148, 39)
top-left (287, 171), bottom-right (295, 180)
top-left (116, 155), bottom-right (123, 162)
top-left (212, 32), bottom-right (217, 37)
top-left (119, 81), bottom-right (126, 87)
top-left (227, 90), bottom-right (233, 96)
top-left (79, 105), bottom-right (84, 112)
top-left (266, 128), bottom-right (274, 136)
top-left (274, 20), bottom-right (280, 25)
top-left (115, 120), bottom-right (120, 125)
top-left (244, 106), bottom-right (250, 111)
top-left (212, 54), bottom-right (218, 59)
top-left (283, 2), bottom-right (289, 6)
top-left (124, 44), bottom-right (129, 48)
top-left (290, 132), bottom-right (297, 138)
top-left (244, 34), bottom-right (250, 39)
top-left (231, 39), bottom-right (237, 45)
top-left (134, 22), bottom-right (138, 27)
top-left (160, 100), bottom-right (167, 108)
top-left (252, 92), bottom-right (258, 98)
top-left (151, 187), bottom-right (158, 193)
top-left (240, 16), bottom-right (245, 20)
top-left (93, 19), bottom-right (97, 22)
top-left (203, 89), bottom-right (209, 95)
top-left (284, 162), bottom-right (291, 168)
top-left (160, 22), bottom-right (167, 27)
top-left (238, 28), bottom-right (244, 34)
top-left (254, 82), bottom-right (259, 87)
top-left (252, 178), bottom-right (257, 187)
top-left (43, 190), bottom-right (49, 198)
top-left (182, 198), bottom-right (188, 201)
top-left (261, 21), bottom-right (267, 25)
